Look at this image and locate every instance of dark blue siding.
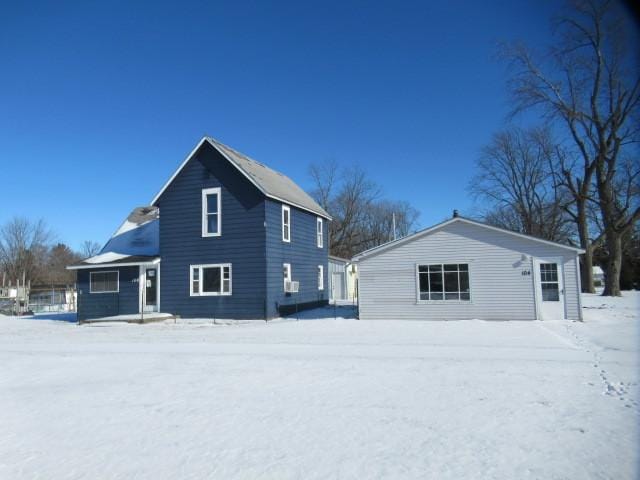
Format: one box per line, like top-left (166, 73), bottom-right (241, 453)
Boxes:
top-left (156, 142), bottom-right (267, 319)
top-left (76, 266), bottom-right (139, 321)
top-left (265, 199), bottom-right (328, 317)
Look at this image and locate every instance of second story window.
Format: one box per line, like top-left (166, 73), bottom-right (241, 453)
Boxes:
top-left (202, 187), bottom-right (221, 237)
top-left (282, 205), bottom-right (291, 242)
top-left (317, 217), bottom-right (323, 248)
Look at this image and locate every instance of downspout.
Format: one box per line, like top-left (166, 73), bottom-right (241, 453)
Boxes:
top-left (530, 256), bottom-right (539, 320)
top-left (575, 253), bottom-right (583, 321)
top-left (264, 201), bottom-right (268, 322)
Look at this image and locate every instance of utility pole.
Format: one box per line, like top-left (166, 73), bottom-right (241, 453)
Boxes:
top-left (392, 213), bottom-right (397, 240)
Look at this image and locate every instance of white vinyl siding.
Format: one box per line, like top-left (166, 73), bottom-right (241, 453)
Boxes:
top-left (190, 264), bottom-right (231, 296)
top-left (202, 187), bottom-right (221, 237)
top-left (90, 271), bottom-right (119, 293)
top-left (358, 221), bottom-right (581, 321)
top-left (282, 205), bottom-right (291, 242)
top-left (317, 218), bottom-right (323, 248)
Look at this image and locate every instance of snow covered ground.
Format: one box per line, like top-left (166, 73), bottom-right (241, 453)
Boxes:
top-left (0, 293), bottom-right (638, 479)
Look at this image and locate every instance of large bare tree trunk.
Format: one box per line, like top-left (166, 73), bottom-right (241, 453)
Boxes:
top-left (503, 0), bottom-right (639, 296)
top-left (603, 233), bottom-right (622, 296)
top-left (581, 249), bottom-right (596, 294)
top-left (576, 200), bottom-right (596, 293)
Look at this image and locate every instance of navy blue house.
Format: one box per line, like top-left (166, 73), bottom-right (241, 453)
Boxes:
top-left (69, 137), bottom-right (331, 321)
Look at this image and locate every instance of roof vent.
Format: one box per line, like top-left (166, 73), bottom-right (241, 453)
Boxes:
top-left (452, 209), bottom-right (459, 218)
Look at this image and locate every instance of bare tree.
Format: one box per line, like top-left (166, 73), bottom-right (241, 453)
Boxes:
top-left (80, 240), bottom-right (102, 259)
top-left (308, 163), bottom-right (420, 258)
top-left (363, 200), bottom-right (420, 250)
top-left (546, 139), bottom-right (605, 292)
top-left (45, 243), bottom-right (81, 285)
top-left (470, 127), bottom-right (574, 243)
top-left (503, 0), bottom-right (640, 295)
top-left (0, 217), bottom-right (54, 285)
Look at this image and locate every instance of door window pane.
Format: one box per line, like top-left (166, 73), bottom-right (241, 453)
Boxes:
top-left (539, 263), bottom-right (560, 302)
top-left (541, 283), bottom-right (559, 301)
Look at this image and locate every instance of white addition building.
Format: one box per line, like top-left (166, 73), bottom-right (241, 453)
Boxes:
top-left (353, 216), bottom-right (583, 321)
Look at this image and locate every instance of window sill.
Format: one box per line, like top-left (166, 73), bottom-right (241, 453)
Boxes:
top-left (202, 233), bottom-right (221, 238)
top-left (190, 292), bottom-right (232, 297)
top-left (90, 290), bottom-right (119, 294)
top-left (415, 300), bottom-right (472, 305)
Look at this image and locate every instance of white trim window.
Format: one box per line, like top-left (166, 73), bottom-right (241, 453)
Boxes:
top-left (317, 217), bottom-right (323, 248)
top-left (90, 271), bottom-right (119, 293)
top-left (202, 187), bottom-right (221, 237)
top-left (417, 264), bottom-right (470, 301)
top-left (283, 263), bottom-right (291, 291)
top-left (318, 265), bottom-right (324, 290)
top-left (282, 205), bottom-right (291, 242)
top-left (190, 264), bottom-right (232, 296)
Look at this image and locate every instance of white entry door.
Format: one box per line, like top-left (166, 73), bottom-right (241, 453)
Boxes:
top-left (535, 259), bottom-right (565, 320)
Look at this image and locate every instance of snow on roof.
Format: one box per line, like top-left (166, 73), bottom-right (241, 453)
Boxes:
top-left (67, 255), bottom-right (160, 270)
top-left (83, 252), bottom-right (129, 264)
top-left (67, 207), bottom-right (160, 270)
top-left (113, 206), bottom-right (159, 236)
top-left (100, 208), bottom-right (159, 258)
top-left (151, 137), bottom-right (331, 220)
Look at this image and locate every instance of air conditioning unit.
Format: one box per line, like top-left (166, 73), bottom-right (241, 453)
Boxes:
top-left (285, 280), bottom-right (299, 293)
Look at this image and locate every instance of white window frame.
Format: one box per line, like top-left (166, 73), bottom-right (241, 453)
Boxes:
top-left (189, 263), bottom-right (232, 296)
top-left (283, 263), bottom-right (291, 291)
top-left (415, 263), bottom-right (472, 304)
top-left (89, 270), bottom-right (119, 294)
top-left (317, 217), bottom-right (323, 248)
top-left (282, 205), bottom-right (291, 242)
top-left (202, 187), bottom-right (222, 237)
top-left (318, 265), bottom-right (324, 290)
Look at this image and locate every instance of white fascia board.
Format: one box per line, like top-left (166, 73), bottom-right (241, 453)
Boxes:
top-left (460, 218), bottom-right (585, 253)
top-left (353, 217), bottom-right (584, 262)
top-left (352, 218), bottom-right (459, 262)
top-left (67, 258), bottom-right (161, 270)
top-left (150, 137), bottom-right (210, 206)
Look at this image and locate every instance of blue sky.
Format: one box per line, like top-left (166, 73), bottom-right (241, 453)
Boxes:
top-left (0, 0), bottom-right (558, 250)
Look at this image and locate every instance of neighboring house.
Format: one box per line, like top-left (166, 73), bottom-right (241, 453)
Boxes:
top-left (593, 266), bottom-right (604, 287)
top-left (345, 261), bottom-right (358, 302)
top-left (328, 256), bottom-right (348, 301)
top-left (353, 214), bottom-right (584, 321)
top-left (68, 137), bottom-right (331, 321)
top-left (328, 255), bottom-right (358, 303)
